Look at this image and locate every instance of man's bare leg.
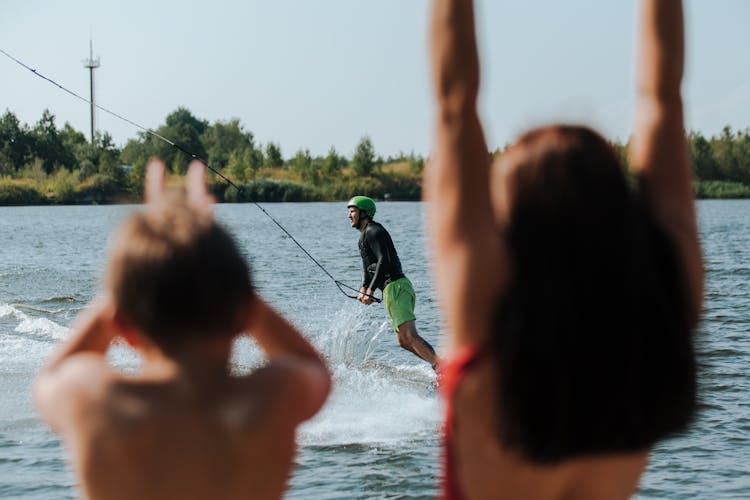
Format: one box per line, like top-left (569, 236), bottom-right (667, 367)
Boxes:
top-left (396, 320), bottom-right (438, 369)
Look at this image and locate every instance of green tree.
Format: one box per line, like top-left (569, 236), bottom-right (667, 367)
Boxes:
top-left (95, 132), bottom-right (122, 174)
top-left (712, 126), bottom-right (743, 183)
top-left (120, 136), bottom-right (153, 189)
top-left (49, 168), bottom-right (77, 203)
top-left (17, 159), bottom-right (47, 183)
top-left (292, 148), bottom-right (315, 180)
top-left (63, 125), bottom-right (98, 179)
top-left (77, 159), bottom-right (97, 180)
top-left (264, 142), bottom-right (283, 168)
top-left (321, 146), bottom-right (344, 176)
top-left (30, 110), bottom-right (74, 173)
top-left (157, 107), bottom-right (209, 174)
top-left (689, 132), bottom-right (719, 180)
top-left (374, 154), bottom-right (385, 173)
top-left (0, 110), bottom-right (32, 171)
top-left (408, 153), bottom-right (425, 175)
top-left (0, 150), bottom-right (13, 176)
top-left (734, 129), bottom-right (750, 184)
top-left (351, 136), bottom-right (375, 176)
top-left (225, 147), bottom-right (253, 182)
top-left (249, 147), bottom-right (264, 171)
top-left (202, 118), bottom-right (254, 169)
top-left (116, 108), bottom-right (208, 176)
top-left (166, 107), bottom-right (208, 135)
top-left (226, 150), bottom-right (247, 183)
top-left (60, 123), bottom-right (87, 152)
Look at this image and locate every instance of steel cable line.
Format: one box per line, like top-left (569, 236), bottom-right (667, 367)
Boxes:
top-left (1, 48), bottom-right (381, 303)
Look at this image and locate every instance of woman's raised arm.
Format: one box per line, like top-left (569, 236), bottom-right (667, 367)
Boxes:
top-left (630, 0), bottom-right (703, 321)
top-left (426, 0), bottom-right (504, 351)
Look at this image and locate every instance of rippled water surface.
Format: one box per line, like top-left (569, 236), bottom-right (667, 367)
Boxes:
top-left (0, 201), bottom-right (748, 499)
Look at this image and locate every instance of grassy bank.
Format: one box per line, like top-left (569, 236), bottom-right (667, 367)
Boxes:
top-left (5, 167), bottom-right (750, 207)
top-left (0, 162), bottom-right (423, 206)
top-left (694, 180), bottom-right (750, 199)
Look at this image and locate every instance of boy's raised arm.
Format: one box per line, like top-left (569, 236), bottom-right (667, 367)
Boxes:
top-left (630, 0), bottom-right (702, 320)
top-left (426, 0), bottom-right (503, 350)
top-left (244, 297), bottom-right (331, 421)
top-left (33, 298), bottom-right (117, 432)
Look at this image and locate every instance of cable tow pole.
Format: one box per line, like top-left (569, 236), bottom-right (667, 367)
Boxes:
top-left (1, 48), bottom-right (381, 304)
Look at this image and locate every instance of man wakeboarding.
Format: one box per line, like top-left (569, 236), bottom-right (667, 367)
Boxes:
top-left (347, 196), bottom-right (438, 369)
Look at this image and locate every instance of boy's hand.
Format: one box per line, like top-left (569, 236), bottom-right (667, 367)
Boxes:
top-left (89, 295), bottom-right (117, 334)
top-left (144, 157), bottom-right (215, 218)
top-left (68, 295), bottom-right (119, 350)
top-left (144, 157), bottom-right (167, 205)
top-left (361, 288), bottom-right (374, 305)
top-left (186, 160), bottom-right (215, 217)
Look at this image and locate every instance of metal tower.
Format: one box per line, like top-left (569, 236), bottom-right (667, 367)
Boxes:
top-left (83, 40), bottom-right (100, 144)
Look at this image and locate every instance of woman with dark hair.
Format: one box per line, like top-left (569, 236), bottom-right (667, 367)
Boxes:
top-left (426, 0), bottom-right (702, 498)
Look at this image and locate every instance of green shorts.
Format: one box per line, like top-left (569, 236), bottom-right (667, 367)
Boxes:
top-left (383, 277), bottom-right (416, 333)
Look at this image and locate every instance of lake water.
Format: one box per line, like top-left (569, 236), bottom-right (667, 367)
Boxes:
top-left (0, 201), bottom-right (749, 499)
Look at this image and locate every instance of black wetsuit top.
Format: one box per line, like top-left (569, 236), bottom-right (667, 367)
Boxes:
top-left (359, 221), bottom-right (405, 291)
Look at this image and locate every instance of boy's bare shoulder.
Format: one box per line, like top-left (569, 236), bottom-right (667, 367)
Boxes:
top-left (37, 352), bottom-right (113, 391)
top-left (90, 358), bottom-right (326, 432)
top-left (34, 353), bottom-right (122, 432)
top-left (37, 349), bottom-right (327, 440)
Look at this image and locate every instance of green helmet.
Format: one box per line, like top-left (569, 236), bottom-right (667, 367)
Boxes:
top-left (347, 195), bottom-right (376, 219)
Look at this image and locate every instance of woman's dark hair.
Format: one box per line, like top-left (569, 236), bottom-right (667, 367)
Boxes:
top-left (492, 125), bottom-right (696, 463)
top-left (107, 198), bottom-right (253, 348)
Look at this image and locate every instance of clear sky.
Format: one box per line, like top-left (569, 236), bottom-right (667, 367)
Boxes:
top-left (1, 0), bottom-right (749, 158)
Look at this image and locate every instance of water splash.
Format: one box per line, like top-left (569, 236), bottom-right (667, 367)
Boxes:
top-left (300, 305), bottom-right (440, 447)
top-left (224, 303), bottom-right (440, 447)
top-left (11, 303), bottom-right (65, 315)
top-left (315, 306), bottom-right (389, 366)
top-left (0, 303), bottom-right (68, 341)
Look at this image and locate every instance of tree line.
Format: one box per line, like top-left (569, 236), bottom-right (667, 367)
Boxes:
top-left (0, 107), bottom-right (425, 204)
top-left (1, 106), bottom-right (749, 204)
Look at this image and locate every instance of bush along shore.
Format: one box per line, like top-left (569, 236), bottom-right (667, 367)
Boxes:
top-left (2, 108), bottom-right (750, 205)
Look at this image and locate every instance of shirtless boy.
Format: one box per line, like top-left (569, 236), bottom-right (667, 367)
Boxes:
top-left (34, 159), bottom-right (331, 500)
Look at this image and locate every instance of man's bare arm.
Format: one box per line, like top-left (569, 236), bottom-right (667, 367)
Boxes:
top-left (426, 0), bottom-right (503, 350)
top-left (630, 0), bottom-right (702, 322)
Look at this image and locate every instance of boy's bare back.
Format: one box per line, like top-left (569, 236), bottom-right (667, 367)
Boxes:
top-left (63, 349), bottom-right (304, 499)
top-left (34, 160), bottom-right (330, 500)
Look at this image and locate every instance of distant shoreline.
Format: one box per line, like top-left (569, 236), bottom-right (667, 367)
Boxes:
top-left (1, 184), bottom-right (748, 207)
top-left (0, 171), bottom-right (424, 206)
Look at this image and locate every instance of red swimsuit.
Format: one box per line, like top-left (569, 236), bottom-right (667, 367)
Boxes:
top-left (440, 346), bottom-right (483, 500)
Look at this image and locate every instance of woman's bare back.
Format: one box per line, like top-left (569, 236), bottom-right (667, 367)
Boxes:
top-left (451, 363), bottom-right (649, 500)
